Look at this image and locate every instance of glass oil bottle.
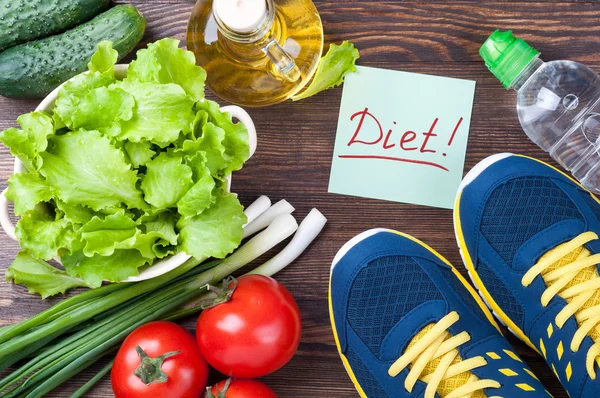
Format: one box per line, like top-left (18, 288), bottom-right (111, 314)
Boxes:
top-left (187, 0), bottom-right (324, 107)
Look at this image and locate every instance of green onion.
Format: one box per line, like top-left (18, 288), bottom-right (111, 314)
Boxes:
top-left (70, 359), bottom-right (114, 398)
top-left (0, 257), bottom-right (209, 371)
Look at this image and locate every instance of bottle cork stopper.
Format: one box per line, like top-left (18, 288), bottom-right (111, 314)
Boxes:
top-left (214, 0), bottom-right (268, 33)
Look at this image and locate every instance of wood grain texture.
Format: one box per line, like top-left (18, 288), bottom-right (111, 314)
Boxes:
top-left (0, 0), bottom-right (597, 396)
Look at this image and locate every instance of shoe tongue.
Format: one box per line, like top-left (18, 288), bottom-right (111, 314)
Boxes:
top-left (406, 324), bottom-right (486, 398)
top-left (540, 244), bottom-right (600, 342)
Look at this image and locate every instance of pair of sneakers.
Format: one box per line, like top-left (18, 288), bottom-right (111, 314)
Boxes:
top-left (329, 153), bottom-right (600, 397)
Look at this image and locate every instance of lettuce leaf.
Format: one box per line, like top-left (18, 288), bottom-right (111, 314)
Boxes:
top-left (292, 41), bottom-right (360, 101)
top-left (141, 153), bottom-right (194, 209)
top-left (177, 192), bottom-right (246, 259)
top-left (70, 86), bottom-right (135, 132)
top-left (55, 201), bottom-right (95, 226)
top-left (177, 160), bottom-right (216, 218)
top-left (54, 42), bottom-right (118, 129)
top-left (15, 211), bottom-right (78, 261)
top-left (80, 211), bottom-right (139, 257)
top-left (127, 38), bottom-right (207, 102)
top-left (62, 249), bottom-right (148, 288)
top-left (124, 141), bottom-right (155, 168)
top-left (88, 40), bottom-right (119, 75)
top-left (131, 212), bottom-right (179, 259)
top-left (40, 130), bottom-right (146, 211)
top-left (196, 100), bottom-right (250, 175)
top-left (0, 112), bottom-right (54, 171)
top-left (6, 172), bottom-right (53, 216)
top-left (115, 81), bottom-right (196, 146)
top-left (145, 213), bottom-right (178, 244)
top-left (6, 252), bottom-right (87, 299)
top-left (195, 122), bottom-right (230, 175)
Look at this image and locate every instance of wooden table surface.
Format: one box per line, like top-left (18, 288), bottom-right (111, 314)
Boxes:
top-left (2, 0), bottom-right (598, 396)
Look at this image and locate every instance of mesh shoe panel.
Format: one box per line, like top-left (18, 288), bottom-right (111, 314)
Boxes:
top-left (345, 348), bottom-right (389, 398)
top-left (440, 267), bottom-right (488, 322)
top-left (481, 177), bottom-right (582, 266)
top-left (347, 256), bottom-right (443, 354)
top-left (581, 191), bottom-right (600, 222)
top-left (477, 260), bottom-right (524, 326)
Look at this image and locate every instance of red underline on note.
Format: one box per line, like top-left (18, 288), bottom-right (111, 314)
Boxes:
top-left (338, 155), bottom-right (449, 172)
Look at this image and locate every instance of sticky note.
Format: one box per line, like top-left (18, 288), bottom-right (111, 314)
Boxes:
top-left (328, 66), bottom-right (476, 209)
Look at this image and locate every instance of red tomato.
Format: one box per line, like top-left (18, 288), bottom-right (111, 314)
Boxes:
top-left (196, 275), bottom-right (301, 378)
top-left (208, 379), bottom-right (277, 398)
top-left (111, 321), bottom-right (209, 398)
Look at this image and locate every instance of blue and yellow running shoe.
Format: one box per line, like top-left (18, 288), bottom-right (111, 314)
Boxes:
top-left (329, 229), bottom-right (549, 397)
top-left (455, 153), bottom-right (600, 397)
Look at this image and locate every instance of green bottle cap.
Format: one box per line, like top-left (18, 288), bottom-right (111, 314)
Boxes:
top-left (480, 30), bottom-right (540, 89)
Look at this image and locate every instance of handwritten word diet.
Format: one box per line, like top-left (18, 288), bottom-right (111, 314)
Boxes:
top-left (339, 107), bottom-right (464, 172)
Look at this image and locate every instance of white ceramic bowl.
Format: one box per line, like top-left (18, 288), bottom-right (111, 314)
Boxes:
top-left (0, 64), bottom-right (257, 282)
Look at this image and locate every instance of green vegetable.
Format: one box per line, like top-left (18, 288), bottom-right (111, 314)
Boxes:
top-left (141, 153), bottom-right (194, 208)
top-left (71, 359), bottom-right (114, 398)
top-left (292, 41), bottom-right (360, 101)
top-left (0, 225), bottom-right (290, 396)
top-left (0, 112), bottom-right (54, 172)
top-left (0, 5), bottom-right (146, 99)
top-left (128, 38), bottom-right (207, 103)
top-left (6, 253), bottom-right (86, 299)
top-left (5, 172), bottom-right (53, 216)
top-left (0, 0), bottom-right (110, 52)
top-left (40, 130), bottom-right (147, 211)
top-left (1, 38), bottom-right (251, 294)
top-left (177, 192), bottom-right (246, 259)
top-left (16, 212), bottom-right (78, 261)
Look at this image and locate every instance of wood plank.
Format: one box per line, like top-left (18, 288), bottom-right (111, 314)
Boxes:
top-left (2, 1), bottom-right (598, 396)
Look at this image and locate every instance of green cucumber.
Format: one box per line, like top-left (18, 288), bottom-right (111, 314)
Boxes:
top-left (0, 0), bottom-right (111, 52)
top-left (0, 5), bottom-right (146, 99)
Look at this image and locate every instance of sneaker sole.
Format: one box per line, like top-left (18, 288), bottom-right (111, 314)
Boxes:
top-left (328, 229), bottom-right (501, 397)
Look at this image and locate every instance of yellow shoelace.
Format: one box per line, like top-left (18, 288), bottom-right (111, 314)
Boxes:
top-left (387, 312), bottom-right (501, 398)
top-left (522, 231), bottom-right (600, 379)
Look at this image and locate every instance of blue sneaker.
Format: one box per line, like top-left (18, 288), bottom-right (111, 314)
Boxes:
top-left (329, 229), bottom-right (549, 397)
top-left (455, 153), bottom-right (600, 397)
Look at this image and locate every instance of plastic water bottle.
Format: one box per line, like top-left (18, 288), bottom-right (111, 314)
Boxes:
top-left (481, 30), bottom-right (600, 193)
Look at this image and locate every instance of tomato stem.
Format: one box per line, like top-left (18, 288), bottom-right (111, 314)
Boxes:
top-left (206, 378), bottom-right (232, 398)
top-left (133, 346), bottom-right (181, 385)
top-left (199, 276), bottom-right (238, 310)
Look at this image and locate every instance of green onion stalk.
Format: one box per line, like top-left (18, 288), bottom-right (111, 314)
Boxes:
top-left (0, 212), bottom-right (304, 397)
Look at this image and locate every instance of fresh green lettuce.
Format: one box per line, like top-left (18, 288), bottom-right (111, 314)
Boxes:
top-left (61, 249), bottom-right (149, 288)
top-left (6, 252), bottom-right (87, 299)
top-left (0, 112), bottom-right (55, 172)
top-left (141, 153), bottom-right (194, 209)
top-left (292, 41), bottom-right (360, 101)
top-left (80, 211), bottom-right (139, 257)
top-left (40, 130), bottom-right (146, 211)
top-left (115, 81), bottom-right (196, 146)
top-left (177, 192), bottom-right (247, 260)
top-left (124, 141), bottom-right (155, 168)
top-left (1, 39), bottom-right (251, 297)
top-left (54, 41), bottom-right (119, 129)
top-left (6, 173), bottom-right (53, 216)
top-left (15, 211), bottom-right (78, 261)
top-left (127, 38), bottom-right (207, 103)
top-left (177, 161), bottom-right (216, 218)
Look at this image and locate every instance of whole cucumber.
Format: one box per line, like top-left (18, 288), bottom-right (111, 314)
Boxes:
top-left (0, 0), bottom-right (111, 51)
top-left (0, 5), bottom-right (146, 99)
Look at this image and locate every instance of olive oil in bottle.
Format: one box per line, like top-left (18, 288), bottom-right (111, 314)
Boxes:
top-left (187, 0), bottom-right (324, 107)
